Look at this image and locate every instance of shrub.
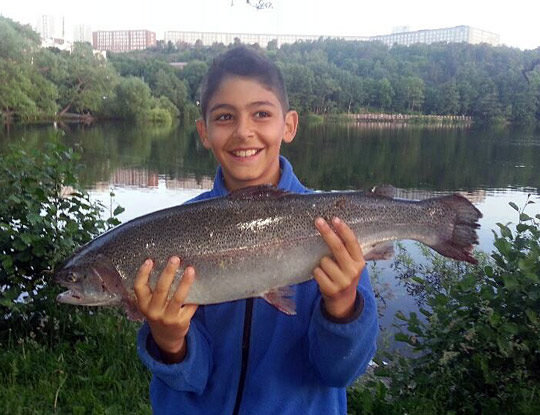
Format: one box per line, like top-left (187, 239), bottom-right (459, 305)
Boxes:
top-left (350, 199), bottom-right (540, 414)
top-left (0, 140), bottom-right (122, 334)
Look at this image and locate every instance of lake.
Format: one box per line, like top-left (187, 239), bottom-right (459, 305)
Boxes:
top-left (2, 119), bottom-right (539, 335)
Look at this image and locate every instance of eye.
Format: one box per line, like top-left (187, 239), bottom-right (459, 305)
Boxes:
top-left (255, 111), bottom-right (270, 118)
top-left (67, 273), bottom-right (77, 283)
top-left (216, 113), bottom-right (233, 121)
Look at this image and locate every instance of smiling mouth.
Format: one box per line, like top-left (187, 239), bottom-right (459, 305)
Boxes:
top-left (230, 149), bottom-right (262, 158)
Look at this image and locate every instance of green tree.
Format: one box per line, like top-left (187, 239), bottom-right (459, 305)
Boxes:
top-left (57, 42), bottom-right (119, 116)
top-left (153, 68), bottom-right (188, 117)
top-left (114, 76), bottom-right (153, 120)
top-left (180, 60), bottom-right (209, 102)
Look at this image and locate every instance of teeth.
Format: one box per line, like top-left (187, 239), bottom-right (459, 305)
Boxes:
top-left (233, 149), bottom-right (259, 157)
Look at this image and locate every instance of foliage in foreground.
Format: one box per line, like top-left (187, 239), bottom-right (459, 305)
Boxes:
top-left (349, 199), bottom-right (540, 414)
top-left (0, 140), bottom-right (122, 333)
top-left (0, 309), bottom-right (150, 415)
top-left (0, 141), bottom-right (148, 414)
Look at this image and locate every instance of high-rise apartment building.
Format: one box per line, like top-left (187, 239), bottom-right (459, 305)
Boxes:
top-left (35, 15), bottom-right (56, 40)
top-left (74, 24), bottom-right (92, 43)
top-left (92, 30), bottom-right (157, 52)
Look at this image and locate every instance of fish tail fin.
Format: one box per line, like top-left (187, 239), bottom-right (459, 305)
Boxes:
top-left (425, 194), bottom-right (483, 264)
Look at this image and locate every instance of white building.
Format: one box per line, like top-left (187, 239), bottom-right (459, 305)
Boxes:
top-left (74, 24), bottom-right (92, 43)
top-left (35, 15), bottom-right (57, 40)
top-left (164, 25), bottom-right (499, 49)
top-left (164, 31), bottom-right (368, 48)
top-left (370, 25), bottom-right (500, 47)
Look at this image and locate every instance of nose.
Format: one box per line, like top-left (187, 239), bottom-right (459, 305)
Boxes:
top-left (234, 114), bottom-right (254, 140)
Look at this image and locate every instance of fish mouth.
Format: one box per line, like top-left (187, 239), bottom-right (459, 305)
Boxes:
top-left (56, 288), bottom-right (119, 306)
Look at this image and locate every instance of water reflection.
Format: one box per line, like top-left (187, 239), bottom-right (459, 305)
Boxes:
top-left (2, 120), bottom-right (540, 194)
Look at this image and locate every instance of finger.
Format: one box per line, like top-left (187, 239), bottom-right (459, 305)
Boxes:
top-left (167, 266), bottom-right (196, 313)
top-left (150, 256), bottom-right (181, 309)
top-left (134, 259), bottom-right (154, 311)
top-left (181, 304), bottom-right (199, 321)
top-left (331, 217), bottom-right (364, 263)
top-left (313, 266), bottom-right (338, 297)
top-left (319, 256), bottom-right (343, 284)
top-left (315, 217), bottom-right (351, 265)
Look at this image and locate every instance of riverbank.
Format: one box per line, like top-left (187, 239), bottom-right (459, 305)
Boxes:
top-left (345, 112), bottom-right (473, 124)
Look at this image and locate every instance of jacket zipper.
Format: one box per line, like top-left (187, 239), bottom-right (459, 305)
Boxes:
top-left (232, 298), bottom-right (254, 415)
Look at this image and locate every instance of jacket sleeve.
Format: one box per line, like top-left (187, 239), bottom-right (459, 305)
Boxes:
top-left (137, 319), bottom-right (213, 394)
top-left (307, 267), bottom-right (378, 387)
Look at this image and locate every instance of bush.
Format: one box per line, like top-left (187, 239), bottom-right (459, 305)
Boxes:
top-left (0, 140), bottom-right (122, 334)
top-left (350, 199), bottom-right (540, 414)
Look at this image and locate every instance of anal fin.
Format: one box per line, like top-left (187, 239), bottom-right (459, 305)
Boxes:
top-left (363, 241), bottom-right (395, 261)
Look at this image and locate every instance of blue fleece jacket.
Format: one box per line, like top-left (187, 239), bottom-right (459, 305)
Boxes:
top-left (137, 156), bottom-right (378, 415)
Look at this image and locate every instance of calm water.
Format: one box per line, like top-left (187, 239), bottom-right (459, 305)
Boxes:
top-left (2, 120), bottom-right (540, 334)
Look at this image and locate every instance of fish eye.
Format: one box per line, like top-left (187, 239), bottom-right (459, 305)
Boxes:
top-left (67, 273), bottom-right (78, 283)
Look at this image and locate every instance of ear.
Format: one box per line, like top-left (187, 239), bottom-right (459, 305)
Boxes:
top-left (196, 118), bottom-right (211, 149)
top-left (283, 110), bottom-right (299, 144)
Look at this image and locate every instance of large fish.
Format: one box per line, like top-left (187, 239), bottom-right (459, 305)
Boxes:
top-left (55, 185), bottom-right (482, 320)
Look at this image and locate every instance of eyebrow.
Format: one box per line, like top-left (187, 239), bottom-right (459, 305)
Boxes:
top-left (209, 101), bottom-right (277, 114)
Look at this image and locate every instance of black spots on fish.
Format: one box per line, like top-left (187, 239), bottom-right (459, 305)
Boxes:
top-left (334, 198), bottom-right (347, 210)
top-left (227, 185), bottom-right (289, 201)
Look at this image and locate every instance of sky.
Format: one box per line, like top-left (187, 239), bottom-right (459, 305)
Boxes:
top-left (1, 0), bottom-right (540, 50)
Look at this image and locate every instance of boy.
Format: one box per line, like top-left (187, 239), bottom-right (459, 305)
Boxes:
top-left (134, 46), bottom-right (378, 415)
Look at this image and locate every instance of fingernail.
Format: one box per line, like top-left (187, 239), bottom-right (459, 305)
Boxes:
top-left (170, 256), bottom-right (180, 265)
top-left (145, 259), bottom-right (153, 266)
top-left (315, 218), bottom-right (326, 228)
top-left (333, 217), bottom-right (341, 226)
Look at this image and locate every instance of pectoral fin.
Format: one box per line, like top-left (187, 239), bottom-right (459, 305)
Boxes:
top-left (262, 286), bottom-right (297, 315)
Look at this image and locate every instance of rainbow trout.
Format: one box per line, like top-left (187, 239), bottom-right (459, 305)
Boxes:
top-left (55, 185), bottom-right (482, 320)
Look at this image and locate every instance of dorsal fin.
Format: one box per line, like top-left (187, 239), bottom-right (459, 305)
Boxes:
top-left (227, 185), bottom-right (289, 201)
top-left (371, 184), bottom-right (396, 198)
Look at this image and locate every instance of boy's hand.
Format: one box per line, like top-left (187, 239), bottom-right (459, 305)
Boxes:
top-left (134, 256), bottom-right (198, 364)
top-left (313, 217), bottom-right (366, 320)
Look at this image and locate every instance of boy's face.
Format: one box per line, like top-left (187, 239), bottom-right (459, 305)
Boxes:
top-left (196, 76), bottom-right (298, 191)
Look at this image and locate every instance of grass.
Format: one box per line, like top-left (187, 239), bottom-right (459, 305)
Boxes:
top-left (0, 309), bottom-right (151, 415)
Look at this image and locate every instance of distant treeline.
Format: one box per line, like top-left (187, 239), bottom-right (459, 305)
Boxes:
top-left (2, 15), bottom-right (540, 124)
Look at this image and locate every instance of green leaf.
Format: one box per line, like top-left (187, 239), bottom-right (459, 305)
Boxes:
top-left (501, 322), bottom-right (519, 335)
top-left (395, 311), bottom-right (408, 321)
top-left (509, 201), bottom-right (519, 211)
top-left (20, 233), bottom-right (34, 245)
top-left (496, 223), bottom-right (512, 239)
top-left (394, 333), bottom-right (411, 343)
top-left (65, 221), bottom-right (79, 233)
top-left (502, 275), bottom-right (520, 290)
top-left (113, 206), bottom-right (125, 216)
top-left (525, 309), bottom-right (538, 324)
top-left (411, 276), bottom-right (424, 285)
top-left (520, 213), bottom-right (532, 222)
top-left (516, 223), bottom-right (529, 233)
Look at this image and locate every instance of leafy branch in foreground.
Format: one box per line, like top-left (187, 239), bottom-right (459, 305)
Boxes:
top-left (349, 198), bottom-right (540, 415)
top-left (0, 140), bottom-right (123, 333)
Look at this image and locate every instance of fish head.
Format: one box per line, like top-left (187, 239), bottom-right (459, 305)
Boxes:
top-left (55, 261), bottom-right (124, 307)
